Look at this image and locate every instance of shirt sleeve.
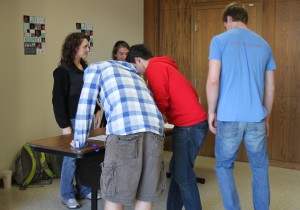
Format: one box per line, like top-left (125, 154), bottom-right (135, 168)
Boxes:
top-left (208, 36), bottom-right (222, 61)
top-left (266, 46), bottom-right (276, 71)
top-left (146, 64), bottom-right (170, 115)
top-left (73, 65), bottom-right (100, 148)
top-left (52, 67), bottom-right (71, 128)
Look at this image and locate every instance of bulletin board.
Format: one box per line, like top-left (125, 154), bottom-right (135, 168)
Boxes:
top-left (23, 15), bottom-right (46, 55)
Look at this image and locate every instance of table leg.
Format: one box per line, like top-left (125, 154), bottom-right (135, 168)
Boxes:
top-left (91, 187), bottom-right (98, 210)
top-left (76, 152), bottom-right (104, 210)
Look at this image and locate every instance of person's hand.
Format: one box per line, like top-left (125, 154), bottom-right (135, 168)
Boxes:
top-left (62, 126), bottom-right (72, 135)
top-left (94, 110), bottom-right (101, 128)
top-left (162, 114), bottom-right (168, 123)
top-left (208, 113), bottom-right (217, 135)
top-left (265, 117), bottom-right (270, 137)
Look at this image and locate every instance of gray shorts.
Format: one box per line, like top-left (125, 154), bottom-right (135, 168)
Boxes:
top-left (100, 132), bottom-right (166, 205)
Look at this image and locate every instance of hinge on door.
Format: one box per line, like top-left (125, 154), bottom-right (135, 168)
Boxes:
top-left (194, 21), bottom-right (198, 32)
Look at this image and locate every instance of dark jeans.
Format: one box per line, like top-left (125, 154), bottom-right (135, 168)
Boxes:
top-left (167, 120), bottom-right (208, 210)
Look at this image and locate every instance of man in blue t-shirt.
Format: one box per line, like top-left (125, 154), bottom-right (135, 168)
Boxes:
top-left (206, 3), bottom-right (276, 210)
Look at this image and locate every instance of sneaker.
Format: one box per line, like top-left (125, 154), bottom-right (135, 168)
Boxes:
top-left (62, 198), bottom-right (80, 209)
top-left (85, 191), bottom-right (101, 200)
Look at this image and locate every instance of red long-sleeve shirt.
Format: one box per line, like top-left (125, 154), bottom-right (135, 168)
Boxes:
top-left (146, 56), bottom-right (207, 126)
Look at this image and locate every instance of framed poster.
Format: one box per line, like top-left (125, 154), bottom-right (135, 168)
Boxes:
top-left (76, 22), bottom-right (93, 56)
top-left (23, 15), bottom-right (46, 55)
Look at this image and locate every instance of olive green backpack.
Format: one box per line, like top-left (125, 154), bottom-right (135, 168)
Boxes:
top-left (13, 144), bottom-right (54, 189)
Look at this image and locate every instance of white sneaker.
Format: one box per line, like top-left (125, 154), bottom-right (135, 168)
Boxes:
top-left (85, 191), bottom-right (101, 200)
top-left (62, 198), bottom-right (80, 209)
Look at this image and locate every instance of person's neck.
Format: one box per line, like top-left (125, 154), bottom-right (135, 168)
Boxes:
top-left (232, 21), bottom-right (248, 29)
top-left (74, 59), bottom-right (83, 70)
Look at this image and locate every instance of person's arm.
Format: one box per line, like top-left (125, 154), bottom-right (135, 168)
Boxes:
top-left (162, 114), bottom-right (168, 123)
top-left (263, 70), bottom-right (275, 136)
top-left (146, 64), bottom-right (170, 115)
top-left (73, 65), bottom-right (99, 148)
top-left (206, 59), bottom-right (221, 134)
top-left (93, 99), bottom-right (102, 128)
top-left (52, 67), bottom-right (72, 133)
top-left (62, 127), bottom-right (72, 135)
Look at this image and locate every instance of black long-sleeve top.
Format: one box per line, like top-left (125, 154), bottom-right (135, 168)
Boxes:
top-left (52, 62), bottom-right (88, 128)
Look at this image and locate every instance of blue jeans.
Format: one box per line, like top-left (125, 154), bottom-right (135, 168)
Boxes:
top-left (167, 120), bottom-right (208, 210)
top-left (215, 121), bottom-right (270, 210)
top-left (60, 119), bottom-right (91, 201)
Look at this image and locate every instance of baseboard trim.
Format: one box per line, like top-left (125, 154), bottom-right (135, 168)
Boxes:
top-left (269, 159), bottom-right (300, 170)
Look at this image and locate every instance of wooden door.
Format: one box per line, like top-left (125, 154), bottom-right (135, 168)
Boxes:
top-left (271, 1), bottom-right (300, 166)
top-left (158, 5), bottom-right (192, 81)
top-left (191, 2), bottom-right (262, 160)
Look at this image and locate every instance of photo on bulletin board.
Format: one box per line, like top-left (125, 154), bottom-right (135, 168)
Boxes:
top-left (76, 22), bottom-right (93, 56)
top-left (23, 15), bottom-right (46, 55)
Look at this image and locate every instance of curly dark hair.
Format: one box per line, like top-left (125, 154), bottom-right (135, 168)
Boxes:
top-left (222, 3), bottom-right (248, 24)
top-left (112, 40), bottom-right (130, 60)
top-left (60, 32), bottom-right (90, 66)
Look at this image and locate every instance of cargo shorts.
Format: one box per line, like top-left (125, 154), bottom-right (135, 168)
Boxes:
top-left (100, 132), bottom-right (166, 205)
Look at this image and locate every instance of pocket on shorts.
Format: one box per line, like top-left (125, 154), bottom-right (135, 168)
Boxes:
top-left (117, 134), bottom-right (139, 159)
top-left (152, 134), bottom-right (164, 157)
top-left (100, 160), bottom-right (117, 196)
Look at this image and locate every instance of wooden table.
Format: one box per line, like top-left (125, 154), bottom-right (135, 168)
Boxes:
top-left (28, 128), bottom-right (106, 158)
top-left (28, 128), bottom-right (106, 210)
top-left (27, 127), bottom-right (204, 210)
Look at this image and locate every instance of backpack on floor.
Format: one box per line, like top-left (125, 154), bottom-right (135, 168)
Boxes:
top-left (45, 153), bottom-right (63, 178)
top-left (13, 144), bottom-right (54, 189)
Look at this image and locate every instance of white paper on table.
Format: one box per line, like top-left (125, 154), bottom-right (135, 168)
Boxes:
top-left (164, 123), bottom-right (174, 129)
top-left (88, 135), bottom-right (107, 141)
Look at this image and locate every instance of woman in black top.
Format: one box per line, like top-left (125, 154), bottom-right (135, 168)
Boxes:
top-left (52, 32), bottom-right (100, 209)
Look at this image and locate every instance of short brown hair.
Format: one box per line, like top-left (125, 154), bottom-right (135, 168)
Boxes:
top-left (222, 3), bottom-right (248, 24)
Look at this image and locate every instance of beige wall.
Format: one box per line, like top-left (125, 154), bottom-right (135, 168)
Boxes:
top-left (0, 0), bottom-right (143, 171)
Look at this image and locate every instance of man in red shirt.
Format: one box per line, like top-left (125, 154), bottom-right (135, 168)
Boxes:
top-left (127, 44), bottom-right (208, 210)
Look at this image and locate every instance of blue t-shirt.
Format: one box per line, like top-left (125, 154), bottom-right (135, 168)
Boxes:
top-left (209, 28), bottom-right (276, 122)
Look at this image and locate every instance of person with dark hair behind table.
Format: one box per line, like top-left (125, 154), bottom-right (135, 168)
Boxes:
top-left (52, 32), bottom-right (101, 209)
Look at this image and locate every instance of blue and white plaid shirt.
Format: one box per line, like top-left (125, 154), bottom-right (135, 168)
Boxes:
top-left (73, 60), bottom-right (164, 148)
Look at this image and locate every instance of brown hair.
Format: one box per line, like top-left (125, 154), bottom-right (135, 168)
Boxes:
top-left (111, 40), bottom-right (130, 60)
top-left (222, 3), bottom-right (248, 24)
top-left (60, 32), bottom-right (90, 66)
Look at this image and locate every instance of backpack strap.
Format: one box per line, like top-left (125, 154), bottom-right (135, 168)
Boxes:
top-left (39, 152), bottom-right (54, 178)
top-left (22, 144), bottom-right (37, 187)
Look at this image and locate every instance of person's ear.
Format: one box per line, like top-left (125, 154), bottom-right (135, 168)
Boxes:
top-left (134, 57), bottom-right (139, 64)
top-left (227, 16), bottom-right (233, 23)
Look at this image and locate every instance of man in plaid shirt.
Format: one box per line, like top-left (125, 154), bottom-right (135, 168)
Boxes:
top-left (74, 60), bottom-right (165, 210)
